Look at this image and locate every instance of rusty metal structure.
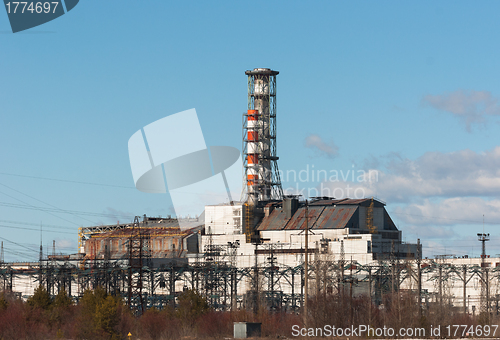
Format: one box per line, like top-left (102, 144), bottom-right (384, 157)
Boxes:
top-left (0, 210), bottom-right (493, 317)
top-left (366, 198), bottom-right (377, 234)
top-left (84, 221), bottom-right (197, 260)
top-left (242, 68), bottom-right (283, 243)
top-left (243, 68), bottom-right (283, 205)
top-left (257, 198), bottom-right (397, 238)
top-left (7, 247), bottom-right (500, 319)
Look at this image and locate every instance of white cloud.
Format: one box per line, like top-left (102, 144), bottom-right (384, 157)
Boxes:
top-left (423, 90), bottom-right (500, 132)
top-left (343, 147), bottom-right (500, 202)
top-left (392, 197), bottom-right (500, 226)
top-left (402, 225), bottom-right (456, 239)
top-left (304, 134), bottom-right (339, 159)
top-left (316, 146), bottom-right (500, 226)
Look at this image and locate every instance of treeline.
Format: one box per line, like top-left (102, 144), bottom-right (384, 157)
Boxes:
top-left (0, 287), bottom-right (299, 339)
top-left (0, 287), bottom-right (497, 339)
top-left (305, 290), bottom-right (497, 339)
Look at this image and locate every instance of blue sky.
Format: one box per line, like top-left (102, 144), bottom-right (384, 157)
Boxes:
top-left (1, 1), bottom-right (500, 261)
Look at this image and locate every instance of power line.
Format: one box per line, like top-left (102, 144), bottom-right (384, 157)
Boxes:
top-left (0, 236), bottom-right (39, 254)
top-left (3, 245), bottom-right (39, 255)
top-left (0, 190), bottom-right (81, 226)
top-left (2, 247), bottom-right (38, 259)
top-left (390, 211), bottom-right (500, 225)
top-left (0, 171), bottom-right (237, 197)
top-left (0, 219), bottom-right (74, 230)
top-left (0, 172), bottom-right (134, 189)
top-left (0, 224), bottom-right (74, 235)
top-left (0, 201), bottom-right (135, 220)
top-left (0, 181), bottom-right (98, 225)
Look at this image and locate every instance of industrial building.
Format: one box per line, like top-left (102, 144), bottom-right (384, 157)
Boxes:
top-left (71, 68), bottom-right (420, 310)
top-left (82, 216), bottom-right (202, 261)
top-left (78, 67), bottom-right (419, 268)
top-left (1, 68), bottom-right (496, 316)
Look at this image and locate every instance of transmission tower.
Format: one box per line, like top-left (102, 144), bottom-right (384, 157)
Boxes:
top-left (478, 232), bottom-right (490, 314)
top-left (128, 216), bottom-right (150, 314)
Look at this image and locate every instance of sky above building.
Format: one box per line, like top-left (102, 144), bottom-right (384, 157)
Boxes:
top-left (1, 1), bottom-right (499, 261)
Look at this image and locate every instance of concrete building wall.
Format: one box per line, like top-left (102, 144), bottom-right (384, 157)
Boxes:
top-left (359, 206), bottom-right (367, 229)
top-left (205, 204), bottom-right (243, 235)
top-left (374, 207), bottom-right (384, 230)
top-left (358, 206), bottom-right (384, 232)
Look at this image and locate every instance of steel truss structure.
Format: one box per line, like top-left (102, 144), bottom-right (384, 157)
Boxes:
top-left (2, 254), bottom-right (500, 316)
top-left (243, 68), bottom-right (283, 203)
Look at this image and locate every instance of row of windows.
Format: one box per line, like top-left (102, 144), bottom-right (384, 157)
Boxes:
top-left (96, 238), bottom-right (180, 252)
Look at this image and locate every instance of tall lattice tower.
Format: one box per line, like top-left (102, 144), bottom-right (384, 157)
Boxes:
top-left (243, 68), bottom-right (283, 205)
top-left (478, 232), bottom-right (490, 313)
top-left (127, 216), bottom-right (151, 314)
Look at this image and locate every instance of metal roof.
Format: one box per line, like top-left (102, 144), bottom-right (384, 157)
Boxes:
top-left (86, 218), bottom-right (204, 238)
top-left (308, 197), bottom-right (386, 207)
top-left (335, 198), bottom-right (385, 207)
top-left (308, 199), bottom-right (338, 206)
top-left (284, 206), bottom-right (324, 230)
top-left (258, 207), bottom-right (289, 231)
top-left (257, 204), bottom-right (358, 231)
top-left (89, 224), bottom-right (201, 239)
top-left (245, 68), bottom-right (279, 76)
top-left (314, 206), bottom-right (357, 230)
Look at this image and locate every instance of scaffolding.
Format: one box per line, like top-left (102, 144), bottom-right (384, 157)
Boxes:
top-left (244, 203), bottom-right (253, 243)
